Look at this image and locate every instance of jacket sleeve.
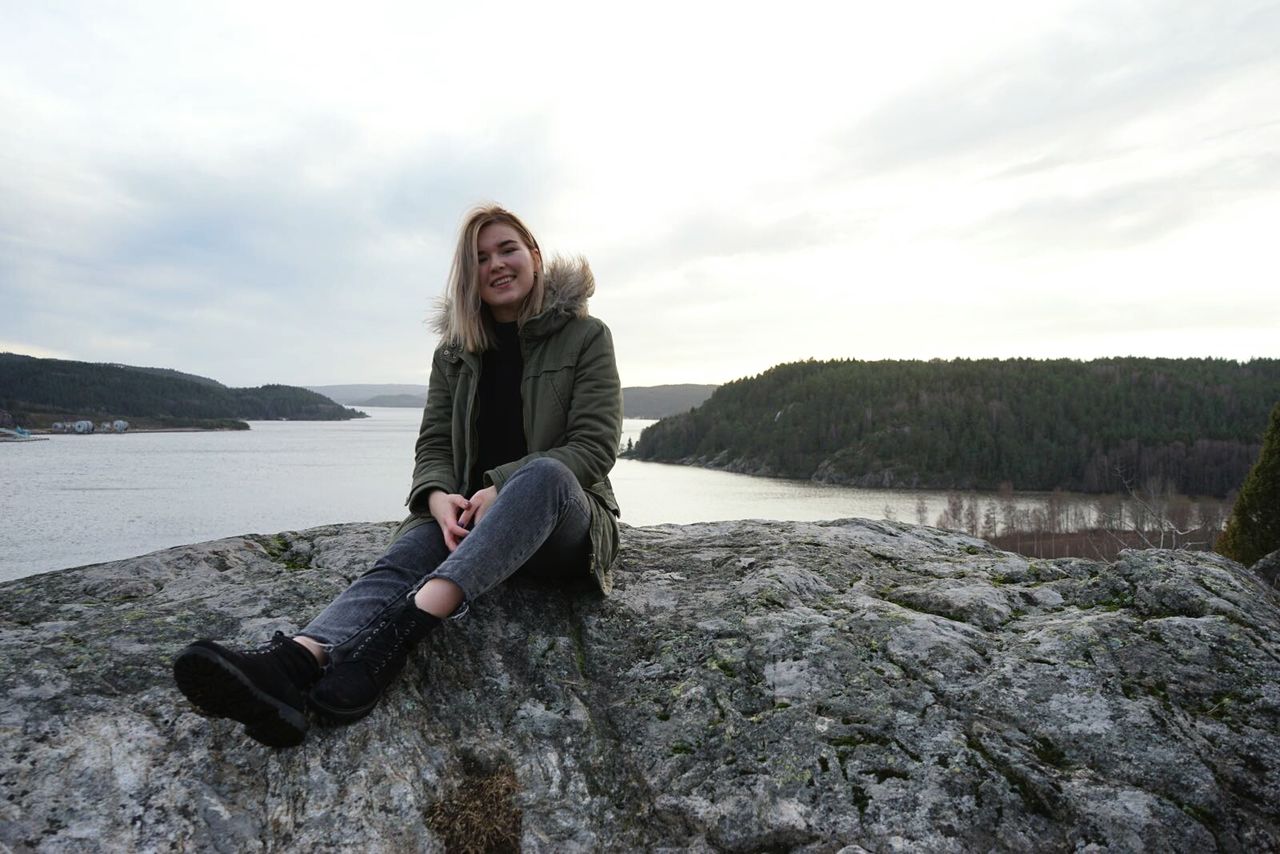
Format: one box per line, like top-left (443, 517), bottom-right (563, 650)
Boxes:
top-left (485, 321), bottom-right (621, 496)
top-left (405, 349), bottom-right (459, 513)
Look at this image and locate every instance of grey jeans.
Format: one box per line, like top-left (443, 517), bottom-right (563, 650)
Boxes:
top-left (299, 457), bottom-right (592, 655)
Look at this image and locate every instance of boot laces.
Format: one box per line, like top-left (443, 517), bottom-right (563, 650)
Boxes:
top-left (356, 612), bottom-right (416, 676)
top-left (248, 631), bottom-right (291, 658)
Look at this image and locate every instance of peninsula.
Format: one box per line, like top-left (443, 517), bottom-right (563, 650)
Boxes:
top-left (634, 357), bottom-right (1280, 497)
top-left (0, 353), bottom-right (364, 431)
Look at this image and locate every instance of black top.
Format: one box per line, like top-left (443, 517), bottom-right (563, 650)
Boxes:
top-left (470, 321), bottom-right (527, 494)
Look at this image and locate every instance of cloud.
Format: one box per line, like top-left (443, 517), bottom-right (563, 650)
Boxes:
top-left (954, 147), bottom-right (1280, 253)
top-left (0, 102), bottom-right (564, 383)
top-left (3, 0), bottom-right (1278, 388)
top-left (597, 208), bottom-right (866, 282)
top-left (840, 1), bottom-right (1280, 174)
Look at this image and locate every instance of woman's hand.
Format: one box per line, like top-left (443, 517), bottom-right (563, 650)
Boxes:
top-left (459, 485), bottom-right (497, 530)
top-left (427, 490), bottom-right (471, 551)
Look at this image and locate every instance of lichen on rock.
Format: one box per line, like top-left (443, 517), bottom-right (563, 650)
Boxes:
top-left (2, 519), bottom-right (1278, 852)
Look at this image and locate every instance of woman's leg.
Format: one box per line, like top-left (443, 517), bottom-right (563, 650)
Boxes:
top-left (296, 520), bottom-right (452, 659)
top-left (173, 521), bottom-right (451, 745)
top-left (414, 457), bottom-right (591, 616)
top-left (311, 458), bottom-right (592, 721)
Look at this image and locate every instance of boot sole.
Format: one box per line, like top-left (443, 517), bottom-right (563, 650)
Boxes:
top-left (173, 645), bottom-right (308, 748)
top-left (308, 691), bottom-right (381, 726)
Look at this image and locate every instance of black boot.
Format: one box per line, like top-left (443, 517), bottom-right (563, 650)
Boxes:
top-left (173, 632), bottom-right (321, 748)
top-left (309, 599), bottom-right (440, 724)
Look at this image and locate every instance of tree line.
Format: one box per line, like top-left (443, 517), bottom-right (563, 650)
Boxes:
top-left (0, 353), bottom-right (364, 424)
top-left (632, 357), bottom-right (1280, 498)
top-left (908, 481), bottom-right (1230, 562)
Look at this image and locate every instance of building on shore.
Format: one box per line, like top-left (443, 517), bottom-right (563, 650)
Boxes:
top-left (50, 419), bottom-right (129, 434)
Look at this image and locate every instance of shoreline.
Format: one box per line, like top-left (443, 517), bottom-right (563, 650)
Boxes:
top-left (20, 427), bottom-right (250, 436)
top-left (624, 452), bottom-right (1238, 501)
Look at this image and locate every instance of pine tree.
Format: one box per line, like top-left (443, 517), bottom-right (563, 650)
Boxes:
top-left (1217, 402), bottom-right (1280, 566)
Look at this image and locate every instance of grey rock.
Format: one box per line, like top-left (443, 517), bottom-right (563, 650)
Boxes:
top-left (2, 519), bottom-right (1279, 852)
top-left (1253, 549), bottom-right (1280, 589)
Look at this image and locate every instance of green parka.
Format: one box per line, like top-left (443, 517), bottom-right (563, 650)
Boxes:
top-left (391, 257), bottom-right (623, 594)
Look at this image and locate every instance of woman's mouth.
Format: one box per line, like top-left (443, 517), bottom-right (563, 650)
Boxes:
top-left (490, 275), bottom-right (514, 288)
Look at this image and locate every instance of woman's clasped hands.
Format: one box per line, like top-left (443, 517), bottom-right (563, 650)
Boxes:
top-left (427, 486), bottom-right (498, 551)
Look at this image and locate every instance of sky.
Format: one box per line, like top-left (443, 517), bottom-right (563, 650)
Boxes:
top-left (2, 0), bottom-right (1278, 389)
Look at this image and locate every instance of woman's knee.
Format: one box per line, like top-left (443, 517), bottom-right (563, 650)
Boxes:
top-left (509, 456), bottom-right (576, 490)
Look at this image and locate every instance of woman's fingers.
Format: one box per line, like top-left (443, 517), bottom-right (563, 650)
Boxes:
top-left (442, 516), bottom-right (469, 551)
top-left (466, 485), bottom-right (498, 526)
top-left (429, 491), bottom-right (471, 551)
top-left (447, 503), bottom-right (470, 544)
top-left (444, 527), bottom-right (468, 551)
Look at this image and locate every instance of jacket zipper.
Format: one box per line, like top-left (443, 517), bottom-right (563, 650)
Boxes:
top-left (463, 354), bottom-right (480, 492)
top-left (520, 329), bottom-right (533, 443)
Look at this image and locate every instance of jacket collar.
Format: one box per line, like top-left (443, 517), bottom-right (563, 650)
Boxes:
top-left (520, 255), bottom-right (595, 340)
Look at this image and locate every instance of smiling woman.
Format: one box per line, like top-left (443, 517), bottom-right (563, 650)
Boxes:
top-left (173, 204), bottom-right (624, 748)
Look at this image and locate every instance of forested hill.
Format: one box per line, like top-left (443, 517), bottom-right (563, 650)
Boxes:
top-left (0, 353), bottom-right (364, 425)
top-left (632, 357), bottom-right (1280, 497)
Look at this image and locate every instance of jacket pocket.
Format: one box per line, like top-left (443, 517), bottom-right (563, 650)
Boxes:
top-left (528, 358), bottom-right (575, 413)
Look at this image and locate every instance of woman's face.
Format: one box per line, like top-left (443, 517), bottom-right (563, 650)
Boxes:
top-left (476, 222), bottom-right (540, 323)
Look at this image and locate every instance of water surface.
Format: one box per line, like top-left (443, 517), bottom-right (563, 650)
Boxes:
top-left (0, 409), bottom-right (1131, 581)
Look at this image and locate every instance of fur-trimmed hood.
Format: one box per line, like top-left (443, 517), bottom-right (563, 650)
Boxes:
top-left (433, 255), bottom-right (595, 346)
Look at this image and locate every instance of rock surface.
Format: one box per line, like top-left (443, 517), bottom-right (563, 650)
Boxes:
top-left (1254, 549), bottom-right (1280, 589)
top-left (2, 519), bottom-right (1279, 853)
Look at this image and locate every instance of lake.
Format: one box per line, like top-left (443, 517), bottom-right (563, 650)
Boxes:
top-left (0, 407), bottom-right (1170, 582)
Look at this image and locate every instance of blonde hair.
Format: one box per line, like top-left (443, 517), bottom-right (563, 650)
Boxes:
top-left (441, 204), bottom-right (545, 353)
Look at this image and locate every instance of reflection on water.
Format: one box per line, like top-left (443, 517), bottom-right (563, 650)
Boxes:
top-left (618, 417), bottom-right (967, 524)
top-left (0, 410), bottom-right (1214, 582)
top-left (614, 457), bottom-right (954, 527)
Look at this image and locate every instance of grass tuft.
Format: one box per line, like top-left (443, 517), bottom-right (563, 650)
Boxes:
top-left (426, 764), bottom-right (522, 854)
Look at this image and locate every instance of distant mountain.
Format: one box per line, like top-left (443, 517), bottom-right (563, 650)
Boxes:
top-left (0, 353), bottom-right (365, 427)
top-left (358, 394), bottom-right (427, 408)
top-left (623, 384), bottom-right (717, 418)
top-left (309, 382), bottom-right (716, 418)
top-left (307, 384), bottom-right (427, 406)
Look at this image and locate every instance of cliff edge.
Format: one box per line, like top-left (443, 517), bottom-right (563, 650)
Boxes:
top-left (2, 520), bottom-right (1278, 852)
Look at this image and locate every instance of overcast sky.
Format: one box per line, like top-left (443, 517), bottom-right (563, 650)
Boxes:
top-left (3, 1), bottom-right (1278, 389)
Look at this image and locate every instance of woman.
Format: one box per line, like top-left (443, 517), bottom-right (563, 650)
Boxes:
top-left (173, 205), bottom-right (622, 747)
